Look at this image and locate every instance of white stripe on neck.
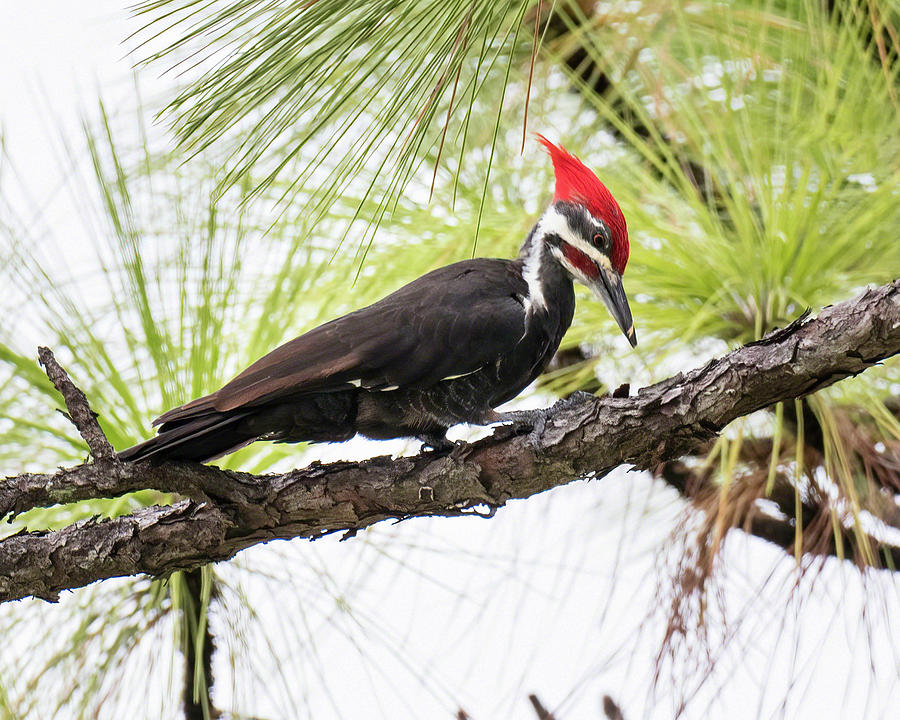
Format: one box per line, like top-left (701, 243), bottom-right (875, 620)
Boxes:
top-left (524, 206), bottom-right (579, 312)
top-left (522, 233), bottom-right (546, 312)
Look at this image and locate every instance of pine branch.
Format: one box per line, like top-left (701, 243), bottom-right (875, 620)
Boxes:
top-left (0, 280), bottom-right (898, 604)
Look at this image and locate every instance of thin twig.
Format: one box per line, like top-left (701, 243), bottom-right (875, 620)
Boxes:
top-left (528, 694), bottom-right (556, 720)
top-left (37, 347), bottom-right (116, 460)
top-left (602, 695), bottom-right (625, 720)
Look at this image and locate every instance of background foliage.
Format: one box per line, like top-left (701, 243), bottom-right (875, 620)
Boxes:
top-left (1, 0), bottom-right (898, 717)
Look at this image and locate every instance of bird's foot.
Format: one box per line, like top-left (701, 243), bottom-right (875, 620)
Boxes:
top-left (554, 390), bottom-right (597, 409)
top-left (492, 408), bottom-right (545, 427)
top-left (490, 408), bottom-right (549, 445)
top-left (417, 433), bottom-right (458, 454)
top-left (490, 392), bottom-right (596, 446)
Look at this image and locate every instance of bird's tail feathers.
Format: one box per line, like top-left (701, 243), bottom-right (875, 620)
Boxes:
top-left (118, 411), bottom-right (256, 464)
top-left (151, 392), bottom-right (219, 427)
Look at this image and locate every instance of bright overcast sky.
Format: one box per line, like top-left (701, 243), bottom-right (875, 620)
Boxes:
top-left (2, 2), bottom-right (130, 198)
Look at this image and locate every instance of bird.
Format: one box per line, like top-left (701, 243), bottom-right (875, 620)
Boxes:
top-left (119, 136), bottom-right (636, 464)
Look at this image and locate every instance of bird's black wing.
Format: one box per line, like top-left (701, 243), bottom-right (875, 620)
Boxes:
top-left (155, 259), bottom-right (527, 424)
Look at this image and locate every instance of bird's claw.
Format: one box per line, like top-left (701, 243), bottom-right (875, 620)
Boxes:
top-left (417, 434), bottom-right (461, 454)
top-left (492, 408), bottom-right (549, 447)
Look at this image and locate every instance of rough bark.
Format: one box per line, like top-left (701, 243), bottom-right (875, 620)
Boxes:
top-left (1, 280), bottom-right (898, 604)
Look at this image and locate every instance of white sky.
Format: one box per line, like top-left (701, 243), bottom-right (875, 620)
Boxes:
top-left (1, 2), bottom-right (130, 198)
top-left (1, 3), bottom-right (899, 720)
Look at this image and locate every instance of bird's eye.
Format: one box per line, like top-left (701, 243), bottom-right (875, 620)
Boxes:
top-left (592, 233), bottom-right (610, 252)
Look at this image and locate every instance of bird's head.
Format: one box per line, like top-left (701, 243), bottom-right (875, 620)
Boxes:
top-left (536, 135), bottom-right (636, 347)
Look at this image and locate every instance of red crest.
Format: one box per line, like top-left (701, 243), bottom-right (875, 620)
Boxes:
top-left (537, 135), bottom-right (629, 275)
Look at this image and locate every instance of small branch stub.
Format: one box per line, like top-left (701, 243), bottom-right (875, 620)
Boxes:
top-left (528, 694), bottom-right (556, 720)
top-left (37, 347), bottom-right (116, 461)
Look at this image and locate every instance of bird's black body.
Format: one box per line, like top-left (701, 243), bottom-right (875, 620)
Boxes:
top-left (120, 140), bottom-right (635, 464)
top-left (119, 248), bottom-right (575, 463)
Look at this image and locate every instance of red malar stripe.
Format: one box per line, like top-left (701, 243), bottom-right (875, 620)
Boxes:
top-left (562, 243), bottom-right (599, 280)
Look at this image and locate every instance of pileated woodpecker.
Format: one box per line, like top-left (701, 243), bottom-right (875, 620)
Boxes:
top-left (119, 137), bottom-right (635, 463)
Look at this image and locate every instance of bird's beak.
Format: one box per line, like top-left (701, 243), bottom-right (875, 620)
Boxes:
top-left (591, 266), bottom-right (637, 347)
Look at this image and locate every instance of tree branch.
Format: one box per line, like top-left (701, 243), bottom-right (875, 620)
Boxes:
top-left (1, 280), bottom-right (898, 603)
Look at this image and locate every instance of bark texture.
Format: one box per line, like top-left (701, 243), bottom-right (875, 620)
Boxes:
top-left (1, 280), bottom-right (898, 603)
